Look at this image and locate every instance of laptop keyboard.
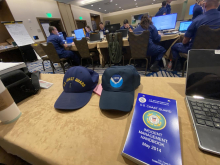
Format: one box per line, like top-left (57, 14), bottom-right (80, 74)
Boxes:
top-left (189, 101), bottom-right (220, 129)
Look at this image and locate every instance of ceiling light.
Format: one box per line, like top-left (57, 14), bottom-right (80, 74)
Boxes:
top-left (99, 8), bottom-right (101, 9)
top-left (119, 7), bottom-right (121, 8)
top-left (116, 4), bottom-right (117, 5)
top-left (152, 3), bottom-right (154, 4)
top-left (91, 4), bottom-right (93, 6)
top-left (153, 0), bottom-right (155, 1)
top-left (105, 10), bottom-right (106, 11)
top-left (134, 0), bottom-right (136, 1)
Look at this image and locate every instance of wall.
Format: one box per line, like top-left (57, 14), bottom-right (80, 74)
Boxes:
top-left (6, 0), bottom-right (64, 42)
top-left (103, 1), bottom-right (185, 26)
top-left (0, 0), bottom-right (15, 43)
top-left (71, 5), bottom-right (103, 31)
top-left (184, 0), bottom-right (195, 20)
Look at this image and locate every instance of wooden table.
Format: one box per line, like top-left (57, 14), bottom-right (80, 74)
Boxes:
top-left (0, 75), bottom-right (220, 165)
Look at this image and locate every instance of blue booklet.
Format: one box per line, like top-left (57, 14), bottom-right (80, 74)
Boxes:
top-left (122, 93), bottom-right (182, 165)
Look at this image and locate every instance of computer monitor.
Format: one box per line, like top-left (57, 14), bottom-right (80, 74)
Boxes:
top-left (179, 21), bottom-right (192, 32)
top-left (152, 13), bottom-right (178, 31)
top-left (105, 23), bottom-right (120, 33)
top-left (116, 29), bottom-right (128, 38)
top-left (74, 29), bottom-right (85, 40)
top-left (90, 33), bottom-right (100, 42)
top-left (189, 4), bottom-right (195, 15)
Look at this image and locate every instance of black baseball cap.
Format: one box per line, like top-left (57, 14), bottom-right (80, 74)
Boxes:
top-left (99, 65), bottom-right (140, 112)
top-left (54, 66), bottom-right (99, 110)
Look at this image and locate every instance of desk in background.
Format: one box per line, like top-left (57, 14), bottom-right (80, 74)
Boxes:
top-left (0, 74), bottom-right (220, 165)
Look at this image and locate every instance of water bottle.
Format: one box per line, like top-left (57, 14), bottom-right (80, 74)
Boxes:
top-left (167, 60), bottom-right (172, 71)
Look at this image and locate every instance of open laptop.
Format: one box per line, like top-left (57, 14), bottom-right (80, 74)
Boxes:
top-left (89, 33), bottom-right (100, 43)
top-left (185, 49), bottom-right (220, 155)
top-left (105, 23), bottom-right (120, 33)
top-left (74, 29), bottom-right (85, 40)
top-left (116, 29), bottom-right (128, 38)
top-left (179, 21), bottom-right (192, 33)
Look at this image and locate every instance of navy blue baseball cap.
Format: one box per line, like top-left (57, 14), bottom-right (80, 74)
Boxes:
top-left (99, 65), bottom-right (140, 112)
top-left (55, 66), bottom-right (99, 110)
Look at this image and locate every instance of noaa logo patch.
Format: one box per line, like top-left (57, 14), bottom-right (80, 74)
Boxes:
top-left (110, 75), bottom-right (123, 88)
top-left (139, 97), bottom-right (146, 103)
top-left (143, 110), bottom-right (166, 130)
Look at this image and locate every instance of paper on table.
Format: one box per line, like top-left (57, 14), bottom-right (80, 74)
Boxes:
top-left (93, 84), bottom-right (103, 96)
top-left (39, 80), bottom-right (53, 89)
top-left (5, 23), bottom-right (34, 46)
top-left (41, 23), bottom-right (50, 37)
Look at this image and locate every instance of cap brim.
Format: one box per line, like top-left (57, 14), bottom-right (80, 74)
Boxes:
top-left (99, 90), bottom-right (134, 112)
top-left (54, 89), bottom-right (93, 110)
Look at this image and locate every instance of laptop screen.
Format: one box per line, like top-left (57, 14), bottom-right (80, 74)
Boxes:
top-left (152, 13), bottom-right (177, 31)
top-left (179, 21), bottom-right (192, 32)
top-left (189, 4), bottom-right (195, 15)
top-left (186, 50), bottom-right (220, 99)
top-left (74, 29), bottom-right (85, 40)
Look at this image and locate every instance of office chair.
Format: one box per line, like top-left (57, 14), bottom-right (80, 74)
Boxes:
top-left (179, 25), bottom-right (220, 77)
top-left (40, 43), bottom-right (70, 74)
top-left (31, 44), bottom-right (54, 71)
top-left (73, 38), bottom-right (96, 70)
top-left (128, 31), bottom-right (151, 75)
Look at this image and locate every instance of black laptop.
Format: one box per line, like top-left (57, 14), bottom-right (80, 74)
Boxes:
top-left (89, 33), bottom-right (100, 43)
top-left (185, 49), bottom-right (220, 155)
top-left (116, 29), bottom-right (128, 38)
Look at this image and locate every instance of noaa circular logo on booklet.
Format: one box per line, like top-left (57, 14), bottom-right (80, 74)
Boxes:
top-left (110, 75), bottom-right (123, 88)
top-left (139, 97), bottom-right (146, 103)
top-left (143, 110), bottom-right (166, 130)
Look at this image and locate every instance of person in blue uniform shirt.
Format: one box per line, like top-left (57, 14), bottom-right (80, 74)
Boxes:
top-left (47, 26), bottom-right (79, 64)
top-left (85, 25), bottom-right (93, 38)
top-left (99, 22), bottom-right (106, 35)
top-left (166, 0), bottom-right (172, 14)
top-left (192, 0), bottom-right (204, 20)
top-left (171, 0), bottom-right (220, 71)
top-left (121, 19), bottom-right (134, 32)
top-left (218, 4), bottom-right (220, 11)
top-left (155, 1), bottom-right (167, 16)
top-left (133, 14), bottom-right (166, 72)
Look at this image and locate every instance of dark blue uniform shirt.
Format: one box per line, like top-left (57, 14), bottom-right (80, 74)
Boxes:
top-left (86, 31), bottom-right (93, 38)
top-left (166, 4), bottom-right (171, 14)
top-left (133, 25), bottom-right (166, 61)
top-left (185, 9), bottom-right (220, 49)
top-left (155, 7), bottom-right (167, 16)
top-left (100, 28), bottom-right (106, 35)
top-left (218, 5), bottom-right (220, 11)
top-left (192, 3), bottom-right (203, 20)
top-left (47, 33), bottom-right (65, 55)
top-left (120, 25), bottom-right (134, 30)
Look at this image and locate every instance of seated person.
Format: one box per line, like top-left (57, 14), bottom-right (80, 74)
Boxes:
top-left (192, 0), bottom-right (204, 20)
top-left (155, 1), bottom-right (167, 16)
top-left (171, 0), bottom-right (220, 71)
top-left (121, 19), bottom-right (134, 32)
top-left (218, 4), bottom-right (220, 11)
top-left (47, 26), bottom-right (79, 64)
top-left (99, 22), bottom-right (106, 35)
top-left (133, 14), bottom-right (166, 72)
top-left (166, 0), bottom-right (172, 14)
top-left (85, 25), bottom-right (93, 38)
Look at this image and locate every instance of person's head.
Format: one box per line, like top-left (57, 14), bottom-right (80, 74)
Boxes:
top-left (162, 1), bottom-right (167, 7)
top-left (197, 0), bottom-right (204, 6)
top-left (203, 0), bottom-right (219, 11)
top-left (140, 14), bottom-right (153, 30)
top-left (49, 26), bottom-right (58, 35)
top-left (167, 0), bottom-right (172, 4)
top-left (85, 25), bottom-right (91, 32)
top-left (123, 19), bottom-right (130, 28)
top-left (99, 22), bottom-right (104, 30)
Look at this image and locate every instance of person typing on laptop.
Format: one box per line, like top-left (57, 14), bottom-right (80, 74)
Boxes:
top-left (133, 14), bottom-right (166, 72)
top-left (99, 22), bottom-right (106, 35)
top-left (47, 26), bottom-right (80, 65)
top-left (85, 25), bottom-right (93, 38)
top-left (120, 19), bottom-right (134, 32)
top-left (171, 0), bottom-right (220, 71)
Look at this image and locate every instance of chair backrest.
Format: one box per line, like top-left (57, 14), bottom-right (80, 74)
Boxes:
top-left (73, 38), bottom-right (90, 59)
top-left (128, 30), bottom-right (150, 59)
top-left (31, 44), bottom-right (46, 57)
top-left (40, 42), bottom-right (61, 63)
top-left (192, 25), bottom-right (220, 49)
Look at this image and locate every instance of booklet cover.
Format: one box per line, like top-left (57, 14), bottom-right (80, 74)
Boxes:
top-left (122, 93), bottom-right (182, 165)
